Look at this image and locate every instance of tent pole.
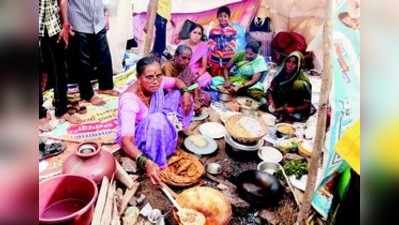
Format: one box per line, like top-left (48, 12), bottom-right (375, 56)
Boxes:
top-left (143, 0), bottom-right (159, 54)
top-left (296, 0), bottom-right (333, 224)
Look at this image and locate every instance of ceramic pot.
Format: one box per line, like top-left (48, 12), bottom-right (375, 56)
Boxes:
top-left (63, 142), bottom-right (116, 184)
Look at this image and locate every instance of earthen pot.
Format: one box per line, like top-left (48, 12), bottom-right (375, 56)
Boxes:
top-left (63, 142), bottom-right (116, 184)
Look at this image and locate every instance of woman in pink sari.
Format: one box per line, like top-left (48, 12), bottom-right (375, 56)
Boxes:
top-left (182, 23), bottom-right (212, 88)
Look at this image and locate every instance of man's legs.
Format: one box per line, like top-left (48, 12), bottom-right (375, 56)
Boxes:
top-left (73, 31), bottom-right (105, 104)
top-left (93, 29), bottom-right (115, 93)
top-left (40, 33), bottom-right (81, 124)
top-left (152, 14), bottom-right (167, 57)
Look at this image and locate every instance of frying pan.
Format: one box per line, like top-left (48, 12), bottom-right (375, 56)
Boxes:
top-left (234, 170), bottom-right (282, 207)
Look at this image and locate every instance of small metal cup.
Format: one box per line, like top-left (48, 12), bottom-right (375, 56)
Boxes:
top-left (206, 162), bottom-right (222, 175)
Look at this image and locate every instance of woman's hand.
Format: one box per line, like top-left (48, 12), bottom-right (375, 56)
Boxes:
top-left (145, 160), bottom-right (161, 185)
top-left (194, 99), bottom-right (202, 114)
top-left (182, 92), bottom-right (193, 115)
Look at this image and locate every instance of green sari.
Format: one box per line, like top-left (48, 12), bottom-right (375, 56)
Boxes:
top-left (211, 52), bottom-right (268, 99)
top-left (266, 51), bottom-right (313, 121)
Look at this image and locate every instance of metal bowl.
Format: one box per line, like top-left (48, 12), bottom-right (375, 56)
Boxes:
top-left (257, 161), bottom-right (280, 175)
top-left (224, 133), bottom-right (264, 152)
top-left (206, 162), bottom-right (222, 175)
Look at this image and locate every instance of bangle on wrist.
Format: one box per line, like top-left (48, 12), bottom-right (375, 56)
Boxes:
top-left (137, 155), bottom-right (148, 169)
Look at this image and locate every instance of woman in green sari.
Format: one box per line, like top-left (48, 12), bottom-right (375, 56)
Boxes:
top-left (211, 40), bottom-right (268, 100)
top-left (262, 51), bottom-right (315, 122)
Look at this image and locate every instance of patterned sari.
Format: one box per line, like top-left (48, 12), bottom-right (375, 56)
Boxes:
top-left (207, 24), bottom-right (237, 76)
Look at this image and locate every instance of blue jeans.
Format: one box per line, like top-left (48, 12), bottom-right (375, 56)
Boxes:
top-left (152, 14), bottom-right (167, 57)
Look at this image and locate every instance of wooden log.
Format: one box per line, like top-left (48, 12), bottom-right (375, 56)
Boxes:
top-left (100, 181), bottom-right (116, 225)
top-left (91, 177), bottom-right (110, 225)
top-left (120, 157), bottom-right (137, 174)
top-left (143, 0), bottom-right (159, 54)
top-left (115, 160), bottom-right (134, 189)
top-left (297, 0), bottom-right (333, 224)
top-left (119, 182), bottom-right (140, 216)
top-left (111, 195), bottom-right (121, 225)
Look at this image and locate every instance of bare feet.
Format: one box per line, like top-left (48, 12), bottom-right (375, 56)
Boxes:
top-left (84, 95), bottom-right (106, 106)
top-left (39, 112), bottom-right (53, 132)
top-left (98, 89), bottom-right (119, 96)
top-left (61, 113), bottom-right (82, 124)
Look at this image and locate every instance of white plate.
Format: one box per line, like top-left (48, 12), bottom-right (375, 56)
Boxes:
top-left (199, 122), bottom-right (226, 139)
top-left (184, 135), bottom-right (218, 155)
top-left (224, 133), bottom-right (264, 151)
top-left (257, 146), bottom-right (283, 163)
top-left (192, 111), bottom-right (209, 121)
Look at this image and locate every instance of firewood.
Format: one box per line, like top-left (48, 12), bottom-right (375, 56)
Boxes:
top-left (115, 160), bottom-right (134, 188)
top-left (111, 195), bottom-right (121, 225)
top-left (100, 181), bottom-right (115, 225)
top-left (119, 182), bottom-right (140, 216)
top-left (120, 157), bottom-right (137, 173)
top-left (115, 188), bottom-right (124, 211)
top-left (91, 177), bottom-right (109, 225)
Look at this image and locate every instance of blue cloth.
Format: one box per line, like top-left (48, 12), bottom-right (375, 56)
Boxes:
top-left (152, 14), bottom-right (167, 57)
top-left (68, 0), bottom-right (106, 34)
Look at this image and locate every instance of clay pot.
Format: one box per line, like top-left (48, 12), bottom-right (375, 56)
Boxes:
top-left (63, 142), bottom-right (116, 184)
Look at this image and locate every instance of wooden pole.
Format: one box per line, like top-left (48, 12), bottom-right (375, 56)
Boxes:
top-left (296, 0), bottom-right (333, 224)
top-left (143, 0), bottom-right (159, 54)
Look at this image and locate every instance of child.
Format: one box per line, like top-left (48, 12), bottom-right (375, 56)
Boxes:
top-left (207, 6), bottom-right (237, 77)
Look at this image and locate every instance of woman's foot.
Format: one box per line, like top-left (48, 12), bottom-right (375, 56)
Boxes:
top-left (84, 95), bottom-right (106, 106)
top-left (98, 89), bottom-right (119, 96)
top-left (39, 112), bottom-right (53, 132)
top-left (61, 113), bottom-right (82, 124)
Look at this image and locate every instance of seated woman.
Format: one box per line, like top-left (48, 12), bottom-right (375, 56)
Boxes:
top-left (207, 6), bottom-right (237, 76)
top-left (116, 56), bottom-right (193, 184)
top-left (181, 23), bottom-right (212, 88)
top-left (162, 45), bottom-right (211, 113)
top-left (211, 40), bottom-right (268, 100)
top-left (262, 51), bottom-right (315, 122)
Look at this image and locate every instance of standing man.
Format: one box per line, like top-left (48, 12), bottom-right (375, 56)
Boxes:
top-left (39, 0), bottom-right (81, 131)
top-left (59, 0), bottom-right (118, 106)
top-left (148, 0), bottom-right (175, 58)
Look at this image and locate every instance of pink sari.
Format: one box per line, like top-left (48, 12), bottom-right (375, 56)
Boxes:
top-left (185, 41), bottom-right (212, 88)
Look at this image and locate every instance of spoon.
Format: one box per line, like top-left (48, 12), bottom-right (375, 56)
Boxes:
top-left (160, 183), bottom-right (183, 212)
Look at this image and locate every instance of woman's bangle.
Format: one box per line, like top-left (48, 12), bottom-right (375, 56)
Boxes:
top-left (182, 83), bottom-right (198, 93)
top-left (137, 155), bottom-right (148, 169)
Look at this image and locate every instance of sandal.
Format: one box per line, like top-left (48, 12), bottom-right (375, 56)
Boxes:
top-left (78, 106), bottom-right (87, 114)
top-left (62, 113), bottom-right (82, 124)
top-left (40, 142), bottom-right (65, 160)
top-left (86, 95), bottom-right (106, 106)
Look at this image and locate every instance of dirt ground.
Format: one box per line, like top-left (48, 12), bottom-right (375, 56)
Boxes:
top-left (122, 107), bottom-right (299, 225)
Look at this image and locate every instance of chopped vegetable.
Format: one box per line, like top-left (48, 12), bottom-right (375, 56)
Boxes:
top-left (276, 159), bottom-right (308, 179)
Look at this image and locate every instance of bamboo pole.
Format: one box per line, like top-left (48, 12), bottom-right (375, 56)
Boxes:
top-left (296, 0), bottom-right (333, 224)
top-left (143, 0), bottom-right (159, 54)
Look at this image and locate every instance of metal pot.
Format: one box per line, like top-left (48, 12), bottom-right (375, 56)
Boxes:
top-left (63, 142), bottom-right (116, 184)
top-left (234, 170), bottom-right (282, 207)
